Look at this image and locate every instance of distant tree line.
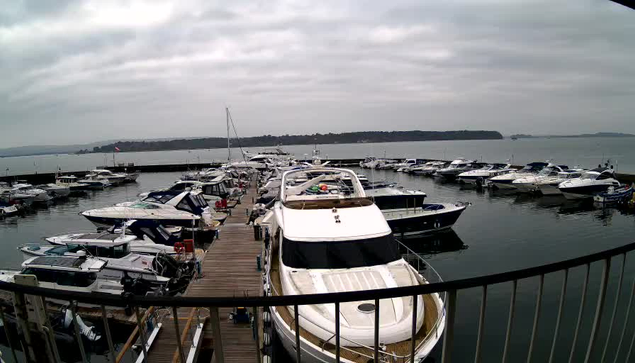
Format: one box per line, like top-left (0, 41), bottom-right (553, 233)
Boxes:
top-left (88, 130), bottom-right (503, 153)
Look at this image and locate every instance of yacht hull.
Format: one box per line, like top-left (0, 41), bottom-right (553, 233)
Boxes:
top-left (384, 204), bottom-right (467, 238)
top-left (82, 214), bottom-right (199, 229)
top-left (560, 185), bottom-right (612, 200)
top-left (537, 184), bottom-right (561, 196)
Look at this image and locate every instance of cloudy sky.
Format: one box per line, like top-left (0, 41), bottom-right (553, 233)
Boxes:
top-left (0, 0), bottom-right (633, 147)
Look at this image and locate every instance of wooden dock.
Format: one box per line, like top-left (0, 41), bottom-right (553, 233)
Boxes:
top-left (145, 184), bottom-right (263, 363)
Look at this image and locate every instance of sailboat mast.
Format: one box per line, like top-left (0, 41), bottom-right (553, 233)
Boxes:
top-left (226, 107), bottom-right (231, 163)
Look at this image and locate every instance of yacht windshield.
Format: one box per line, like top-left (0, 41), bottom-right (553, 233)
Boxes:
top-left (130, 202), bottom-right (160, 209)
top-left (282, 234), bottom-right (401, 269)
top-left (581, 173), bottom-right (599, 180)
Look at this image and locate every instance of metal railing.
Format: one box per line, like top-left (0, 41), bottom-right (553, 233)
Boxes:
top-left (1, 241), bottom-right (635, 362)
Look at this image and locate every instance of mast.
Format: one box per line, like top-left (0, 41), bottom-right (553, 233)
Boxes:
top-left (226, 107), bottom-right (231, 163)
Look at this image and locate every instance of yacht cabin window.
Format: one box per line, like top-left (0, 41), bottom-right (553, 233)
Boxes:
top-left (21, 268), bottom-right (97, 287)
top-left (282, 234), bottom-right (401, 269)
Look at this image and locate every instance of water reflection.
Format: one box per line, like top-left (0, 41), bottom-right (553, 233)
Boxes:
top-left (398, 230), bottom-right (467, 256)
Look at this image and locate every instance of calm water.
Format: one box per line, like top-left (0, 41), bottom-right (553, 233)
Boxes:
top-left (2, 169), bottom-right (635, 362)
top-left (2, 137), bottom-right (635, 176)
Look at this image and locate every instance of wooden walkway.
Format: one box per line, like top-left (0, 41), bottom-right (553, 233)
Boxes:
top-left (146, 184), bottom-right (263, 363)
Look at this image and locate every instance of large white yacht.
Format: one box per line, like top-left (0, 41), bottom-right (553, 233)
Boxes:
top-left (11, 183), bottom-right (51, 203)
top-left (263, 168), bottom-right (445, 362)
top-left (81, 190), bottom-right (213, 228)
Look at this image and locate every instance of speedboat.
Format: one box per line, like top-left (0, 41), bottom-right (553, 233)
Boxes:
top-left (593, 185), bottom-right (634, 204)
top-left (45, 220), bottom-right (184, 255)
top-left (435, 158), bottom-right (480, 181)
top-left (36, 183), bottom-right (71, 198)
top-left (19, 240), bottom-right (194, 293)
top-left (78, 175), bottom-right (110, 189)
top-left (458, 163), bottom-right (513, 185)
top-left (0, 256), bottom-right (162, 300)
top-left (512, 164), bottom-right (570, 193)
top-left (11, 183), bottom-right (51, 203)
top-left (1, 182), bottom-right (35, 206)
top-left (0, 202), bottom-right (19, 218)
top-left (536, 170), bottom-right (584, 196)
top-left (56, 175), bottom-right (89, 191)
top-left (559, 167), bottom-right (621, 200)
top-left (86, 169), bottom-right (127, 186)
top-left (81, 190), bottom-right (213, 228)
top-left (393, 158), bottom-right (420, 172)
top-left (364, 181), bottom-right (467, 237)
top-left (262, 167), bottom-right (445, 362)
top-left (410, 161), bottom-right (447, 176)
top-left (489, 162), bottom-right (549, 190)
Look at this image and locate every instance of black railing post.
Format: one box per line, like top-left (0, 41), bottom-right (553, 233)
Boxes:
top-left (601, 254), bottom-right (626, 362)
top-left (583, 258), bottom-right (611, 362)
top-left (294, 304), bottom-right (301, 363)
top-left (527, 275), bottom-right (544, 363)
top-left (474, 286), bottom-right (487, 363)
top-left (374, 298), bottom-right (380, 363)
top-left (71, 302), bottom-right (89, 363)
top-left (548, 269), bottom-right (569, 363)
top-left (502, 280), bottom-right (518, 363)
top-left (172, 306), bottom-right (186, 363)
top-left (411, 294), bottom-right (418, 361)
top-left (100, 305), bottom-right (116, 363)
top-left (613, 276), bottom-right (635, 363)
top-left (134, 306), bottom-right (149, 362)
top-left (0, 305), bottom-right (19, 363)
top-left (568, 264), bottom-right (590, 363)
top-left (335, 302), bottom-right (340, 362)
top-left (210, 306), bottom-right (225, 363)
top-left (441, 289), bottom-right (457, 363)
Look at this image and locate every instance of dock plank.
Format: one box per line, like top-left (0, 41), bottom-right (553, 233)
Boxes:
top-left (146, 183), bottom-right (262, 363)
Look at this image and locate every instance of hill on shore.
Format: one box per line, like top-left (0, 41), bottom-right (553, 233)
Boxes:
top-left (87, 130), bottom-right (503, 153)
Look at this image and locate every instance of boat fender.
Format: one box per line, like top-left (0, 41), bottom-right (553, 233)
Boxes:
top-left (263, 311), bottom-right (271, 324)
top-left (263, 333), bottom-right (271, 346)
top-left (262, 355), bottom-right (272, 363)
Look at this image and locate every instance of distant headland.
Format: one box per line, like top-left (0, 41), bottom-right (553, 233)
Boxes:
top-left (510, 132), bottom-right (635, 139)
top-left (80, 130), bottom-right (503, 154)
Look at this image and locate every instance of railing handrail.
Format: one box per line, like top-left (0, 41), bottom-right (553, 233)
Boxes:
top-left (2, 241), bottom-right (634, 308)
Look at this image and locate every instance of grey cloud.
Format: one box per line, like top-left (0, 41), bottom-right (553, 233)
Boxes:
top-left (0, 0), bottom-right (634, 147)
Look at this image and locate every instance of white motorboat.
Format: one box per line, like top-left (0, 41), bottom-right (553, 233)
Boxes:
top-left (512, 164), bottom-right (570, 193)
top-left (123, 170), bottom-right (140, 183)
top-left (536, 170), bottom-right (584, 195)
top-left (36, 183), bottom-right (71, 198)
top-left (410, 161), bottom-right (448, 176)
top-left (78, 175), bottom-right (110, 189)
top-left (19, 240), bottom-right (195, 292)
top-left (558, 167), bottom-right (621, 200)
top-left (11, 183), bottom-right (51, 203)
top-left (435, 158), bottom-right (480, 180)
top-left (45, 220), bottom-right (184, 256)
top-left (0, 202), bottom-right (19, 218)
top-left (262, 167), bottom-right (446, 363)
top-left (393, 158), bottom-right (419, 172)
top-left (0, 256), bottom-right (124, 296)
top-left (87, 169), bottom-right (127, 186)
top-left (457, 163), bottom-right (513, 185)
top-left (56, 175), bottom-right (90, 191)
top-left (81, 190), bottom-right (213, 228)
top-left (489, 162), bottom-right (549, 190)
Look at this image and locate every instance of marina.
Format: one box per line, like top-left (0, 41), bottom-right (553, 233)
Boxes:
top-left (0, 146), bottom-right (635, 362)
